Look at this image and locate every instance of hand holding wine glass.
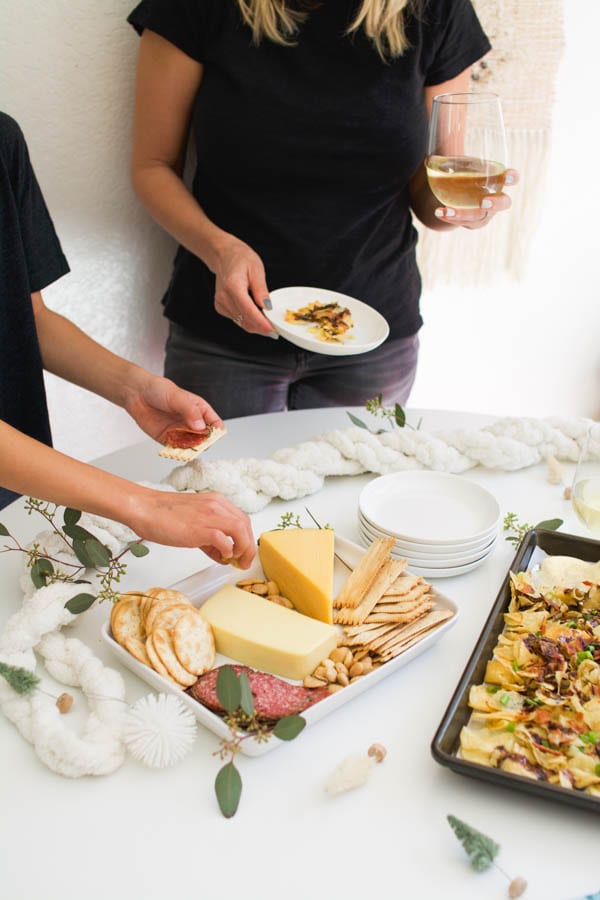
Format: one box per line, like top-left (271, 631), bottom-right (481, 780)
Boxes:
top-left (572, 423), bottom-right (600, 536)
top-left (426, 92), bottom-right (517, 228)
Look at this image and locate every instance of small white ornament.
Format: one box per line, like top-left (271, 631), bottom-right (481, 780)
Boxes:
top-left (545, 453), bottom-right (564, 485)
top-left (325, 754), bottom-right (376, 795)
top-left (123, 693), bottom-right (197, 768)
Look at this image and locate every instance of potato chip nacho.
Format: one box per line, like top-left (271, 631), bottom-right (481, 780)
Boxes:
top-left (460, 556), bottom-right (600, 794)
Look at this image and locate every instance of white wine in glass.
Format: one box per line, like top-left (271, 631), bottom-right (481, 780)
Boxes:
top-left (572, 423), bottom-right (600, 536)
top-left (426, 92), bottom-right (508, 209)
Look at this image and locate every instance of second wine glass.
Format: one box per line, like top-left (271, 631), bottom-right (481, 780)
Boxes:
top-left (426, 92), bottom-right (508, 209)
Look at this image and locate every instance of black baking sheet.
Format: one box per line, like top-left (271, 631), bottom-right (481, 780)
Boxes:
top-left (431, 528), bottom-right (600, 813)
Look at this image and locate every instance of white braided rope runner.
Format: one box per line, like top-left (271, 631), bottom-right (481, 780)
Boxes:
top-left (0, 514), bottom-right (196, 777)
top-left (164, 417), bottom-right (600, 514)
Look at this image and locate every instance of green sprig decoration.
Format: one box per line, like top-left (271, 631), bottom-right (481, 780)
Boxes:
top-left (447, 815), bottom-right (528, 898)
top-left (503, 512), bottom-right (563, 546)
top-left (213, 666), bottom-right (305, 818)
top-left (0, 499), bottom-right (150, 613)
top-left (347, 394), bottom-right (422, 434)
top-left (0, 661), bottom-right (40, 695)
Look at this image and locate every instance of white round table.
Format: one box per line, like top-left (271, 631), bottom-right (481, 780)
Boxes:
top-left (0, 408), bottom-right (597, 900)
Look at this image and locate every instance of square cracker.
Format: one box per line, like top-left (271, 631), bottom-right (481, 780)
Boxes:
top-left (159, 425), bottom-right (226, 462)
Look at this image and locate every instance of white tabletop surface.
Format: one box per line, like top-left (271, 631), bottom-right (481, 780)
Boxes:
top-left (1, 407), bottom-right (598, 900)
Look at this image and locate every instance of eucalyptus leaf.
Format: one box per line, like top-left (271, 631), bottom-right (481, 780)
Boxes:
top-left (83, 539), bottom-right (112, 568)
top-left (63, 523), bottom-right (95, 543)
top-left (30, 557), bottom-right (54, 589)
top-left (64, 593), bottom-right (96, 614)
top-left (215, 762), bottom-right (242, 818)
top-left (128, 541), bottom-right (150, 558)
top-left (0, 522), bottom-right (9, 536)
top-left (72, 539), bottom-right (94, 568)
top-left (63, 508), bottom-right (81, 527)
top-left (216, 665), bottom-right (241, 713)
top-left (239, 671), bottom-right (255, 717)
top-left (536, 518), bottom-right (563, 532)
top-left (272, 714), bottom-right (306, 741)
top-left (394, 404), bottom-right (406, 428)
top-left (347, 412), bottom-right (369, 430)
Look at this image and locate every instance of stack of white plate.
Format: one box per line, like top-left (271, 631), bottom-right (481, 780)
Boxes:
top-left (357, 471), bottom-right (501, 578)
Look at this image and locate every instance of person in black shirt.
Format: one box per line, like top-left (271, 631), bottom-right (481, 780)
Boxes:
top-left (127, 0), bottom-right (517, 418)
top-left (0, 112), bottom-right (254, 568)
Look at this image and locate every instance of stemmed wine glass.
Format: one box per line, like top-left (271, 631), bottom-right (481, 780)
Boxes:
top-left (571, 423), bottom-right (600, 536)
top-left (426, 92), bottom-right (508, 209)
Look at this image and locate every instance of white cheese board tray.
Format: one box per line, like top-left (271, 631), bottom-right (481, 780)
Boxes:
top-left (101, 535), bottom-right (459, 756)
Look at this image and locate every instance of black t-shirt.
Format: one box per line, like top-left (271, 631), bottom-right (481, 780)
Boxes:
top-left (0, 112), bottom-right (69, 507)
top-left (128, 0), bottom-right (489, 352)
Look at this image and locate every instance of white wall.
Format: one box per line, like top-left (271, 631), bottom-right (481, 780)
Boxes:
top-left (0, 0), bottom-right (597, 463)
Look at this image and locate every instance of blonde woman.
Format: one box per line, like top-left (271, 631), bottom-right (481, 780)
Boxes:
top-left (128, 0), bottom-right (514, 417)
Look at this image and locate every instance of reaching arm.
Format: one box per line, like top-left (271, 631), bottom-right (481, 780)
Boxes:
top-left (31, 291), bottom-right (223, 441)
top-left (409, 68), bottom-right (516, 231)
top-left (131, 29), bottom-right (275, 336)
top-left (0, 419), bottom-right (256, 566)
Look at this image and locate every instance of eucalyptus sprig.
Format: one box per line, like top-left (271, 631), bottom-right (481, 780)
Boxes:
top-left (503, 511), bottom-right (563, 547)
top-left (347, 393), bottom-right (422, 433)
top-left (213, 666), bottom-right (305, 818)
top-left (0, 499), bottom-right (150, 614)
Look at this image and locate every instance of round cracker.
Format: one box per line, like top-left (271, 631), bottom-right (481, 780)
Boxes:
top-left (151, 603), bottom-right (192, 635)
top-left (173, 609), bottom-right (215, 676)
top-left (112, 598), bottom-right (144, 648)
top-left (110, 591), bottom-right (142, 635)
top-left (152, 627), bottom-right (198, 686)
top-left (124, 635), bottom-right (151, 667)
top-left (146, 634), bottom-right (178, 684)
top-left (145, 593), bottom-right (192, 634)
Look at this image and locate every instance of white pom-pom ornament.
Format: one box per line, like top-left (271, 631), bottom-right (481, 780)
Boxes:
top-left (123, 694), bottom-right (197, 768)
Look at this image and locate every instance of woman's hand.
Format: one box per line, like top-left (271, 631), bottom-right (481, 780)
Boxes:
top-left (433, 169), bottom-right (519, 230)
top-left (123, 371), bottom-right (224, 443)
top-left (213, 236), bottom-right (278, 337)
top-left (128, 487), bottom-right (256, 569)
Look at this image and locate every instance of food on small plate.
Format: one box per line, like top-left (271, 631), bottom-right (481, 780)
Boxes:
top-left (259, 527), bottom-right (335, 623)
top-left (284, 300), bottom-right (353, 343)
top-left (111, 587), bottom-right (215, 687)
top-left (199, 584), bottom-right (338, 681)
top-left (159, 424), bottom-right (227, 461)
top-left (187, 664), bottom-right (329, 720)
top-left (459, 555), bottom-right (600, 794)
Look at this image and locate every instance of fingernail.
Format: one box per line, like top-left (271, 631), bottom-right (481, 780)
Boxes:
top-left (505, 173), bottom-right (515, 185)
top-left (268, 332), bottom-right (279, 340)
top-left (190, 419), bottom-right (205, 430)
top-left (262, 296), bottom-right (272, 310)
top-left (434, 208), bottom-right (444, 218)
top-left (481, 198), bottom-right (493, 209)
top-left (443, 208), bottom-right (456, 218)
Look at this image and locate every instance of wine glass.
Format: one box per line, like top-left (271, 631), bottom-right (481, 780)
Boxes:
top-left (571, 423), bottom-right (600, 536)
top-left (426, 92), bottom-right (508, 209)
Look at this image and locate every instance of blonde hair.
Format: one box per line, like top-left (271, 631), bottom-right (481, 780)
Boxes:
top-left (236, 0), bottom-right (413, 60)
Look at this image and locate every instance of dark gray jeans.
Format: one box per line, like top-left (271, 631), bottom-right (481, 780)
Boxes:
top-left (165, 322), bottom-right (419, 420)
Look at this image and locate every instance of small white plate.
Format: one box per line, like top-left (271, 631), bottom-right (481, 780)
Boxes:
top-left (264, 286), bottom-right (389, 356)
top-left (358, 522), bottom-right (497, 569)
top-left (357, 528), bottom-right (496, 578)
top-left (359, 471), bottom-right (500, 545)
top-left (358, 510), bottom-right (498, 565)
top-left (101, 535), bottom-right (457, 756)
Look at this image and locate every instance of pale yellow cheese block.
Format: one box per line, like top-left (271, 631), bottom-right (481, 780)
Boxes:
top-left (200, 584), bottom-right (338, 681)
top-left (258, 528), bottom-right (335, 623)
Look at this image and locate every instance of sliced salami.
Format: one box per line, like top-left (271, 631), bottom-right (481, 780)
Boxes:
top-left (187, 665), bottom-right (329, 720)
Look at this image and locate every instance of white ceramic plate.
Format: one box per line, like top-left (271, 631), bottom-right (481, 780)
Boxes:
top-left (358, 511), bottom-right (498, 565)
top-left (101, 535), bottom-right (457, 756)
top-left (358, 524), bottom-right (496, 569)
top-left (359, 471), bottom-right (500, 545)
top-left (357, 529), bottom-right (496, 578)
top-left (263, 286), bottom-right (389, 356)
